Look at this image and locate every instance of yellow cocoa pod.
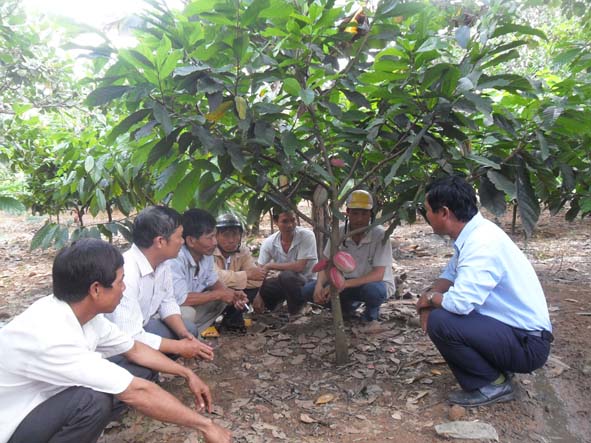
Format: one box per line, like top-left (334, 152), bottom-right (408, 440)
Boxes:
top-left (235, 96), bottom-right (247, 120)
top-left (205, 101), bottom-right (233, 122)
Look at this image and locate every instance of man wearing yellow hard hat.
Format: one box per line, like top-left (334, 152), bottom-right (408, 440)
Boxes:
top-left (303, 190), bottom-right (395, 328)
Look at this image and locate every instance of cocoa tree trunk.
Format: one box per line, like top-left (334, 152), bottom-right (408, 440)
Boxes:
top-left (329, 195), bottom-right (348, 365)
top-left (311, 200), bottom-right (326, 256)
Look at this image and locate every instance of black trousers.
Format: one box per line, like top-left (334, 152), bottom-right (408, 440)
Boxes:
top-left (427, 309), bottom-right (552, 391)
top-left (8, 358), bottom-right (157, 443)
top-left (259, 271), bottom-right (306, 314)
top-left (222, 287), bottom-right (259, 325)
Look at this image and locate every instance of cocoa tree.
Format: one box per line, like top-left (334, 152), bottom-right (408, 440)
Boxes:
top-left (83, 0), bottom-right (591, 363)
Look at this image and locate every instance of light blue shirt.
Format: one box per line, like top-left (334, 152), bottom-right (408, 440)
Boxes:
top-left (440, 212), bottom-right (552, 332)
top-left (169, 246), bottom-right (218, 305)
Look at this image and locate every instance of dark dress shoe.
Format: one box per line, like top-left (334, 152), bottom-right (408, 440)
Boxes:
top-left (448, 380), bottom-right (515, 407)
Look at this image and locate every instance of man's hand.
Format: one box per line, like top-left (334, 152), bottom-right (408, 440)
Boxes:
top-left (178, 329), bottom-right (196, 340)
top-left (186, 372), bottom-right (213, 413)
top-left (416, 291), bottom-right (442, 313)
top-left (217, 288), bottom-right (237, 305)
top-left (246, 266), bottom-right (266, 281)
top-left (419, 308), bottom-right (431, 333)
top-left (232, 290), bottom-right (248, 310)
top-left (252, 293), bottom-right (266, 313)
top-left (313, 285), bottom-right (330, 305)
top-left (178, 337), bottom-right (214, 361)
top-left (201, 421), bottom-right (232, 443)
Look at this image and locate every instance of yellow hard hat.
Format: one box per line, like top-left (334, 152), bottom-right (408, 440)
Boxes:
top-left (346, 190), bottom-right (373, 210)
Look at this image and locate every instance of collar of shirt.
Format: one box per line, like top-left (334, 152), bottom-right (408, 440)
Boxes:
top-left (342, 225), bottom-right (373, 246)
top-left (272, 227), bottom-right (303, 251)
top-left (213, 247), bottom-right (245, 260)
top-left (129, 244), bottom-right (155, 277)
top-left (453, 212), bottom-right (484, 253)
top-left (179, 245), bottom-right (198, 268)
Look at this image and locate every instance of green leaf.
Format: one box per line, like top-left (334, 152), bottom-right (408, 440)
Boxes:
top-left (542, 106), bottom-right (563, 128)
top-left (455, 26), bottom-right (470, 49)
top-left (515, 157), bottom-right (540, 238)
top-left (342, 90), bottom-right (371, 109)
top-left (30, 223), bottom-right (60, 250)
top-left (254, 121), bottom-right (276, 146)
top-left (160, 50), bottom-right (182, 79)
top-left (479, 175), bottom-right (506, 216)
top-left (0, 196), bottom-right (25, 213)
top-left (535, 130), bottom-right (549, 160)
top-left (283, 78), bottom-right (301, 96)
top-left (155, 162), bottom-right (189, 201)
top-left (107, 109), bottom-right (152, 144)
top-left (152, 102), bottom-right (173, 136)
top-left (491, 24), bottom-right (547, 41)
top-left (86, 86), bottom-right (131, 106)
top-left (117, 194), bottom-right (133, 215)
top-left (376, 1), bottom-right (422, 19)
top-left (480, 49), bottom-right (520, 70)
top-left (423, 63), bottom-right (460, 91)
top-left (300, 88), bottom-right (315, 105)
top-left (466, 154), bottom-right (500, 170)
top-left (54, 226), bottom-right (70, 249)
top-left (171, 169), bottom-right (201, 211)
top-left (385, 146), bottom-right (414, 185)
top-left (84, 156), bottom-right (95, 173)
top-left (227, 144), bottom-right (246, 171)
top-left (148, 128), bottom-right (182, 165)
top-left (487, 170), bottom-right (516, 199)
top-left (243, 0), bottom-right (271, 26)
top-left (95, 188), bottom-right (107, 212)
top-left (117, 223), bottom-right (133, 242)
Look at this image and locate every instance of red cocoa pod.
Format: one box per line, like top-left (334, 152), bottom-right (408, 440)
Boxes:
top-left (330, 158), bottom-right (346, 167)
top-left (333, 251), bottom-right (356, 273)
top-left (329, 267), bottom-right (346, 290)
top-left (312, 258), bottom-right (329, 273)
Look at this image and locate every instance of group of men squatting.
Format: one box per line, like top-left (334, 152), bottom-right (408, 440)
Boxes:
top-left (0, 176), bottom-right (553, 443)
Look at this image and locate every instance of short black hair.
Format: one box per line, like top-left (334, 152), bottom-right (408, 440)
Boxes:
top-left (182, 208), bottom-right (216, 240)
top-left (53, 238), bottom-right (124, 303)
top-left (271, 206), bottom-right (294, 221)
top-left (133, 206), bottom-right (181, 248)
top-left (426, 175), bottom-right (478, 222)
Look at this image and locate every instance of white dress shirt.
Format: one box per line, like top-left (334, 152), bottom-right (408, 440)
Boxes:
top-left (106, 244), bottom-right (180, 349)
top-left (0, 295), bottom-right (134, 443)
top-left (258, 227), bottom-right (318, 281)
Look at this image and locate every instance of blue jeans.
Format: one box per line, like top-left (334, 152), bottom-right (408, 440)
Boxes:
top-left (427, 309), bottom-right (552, 391)
top-left (301, 280), bottom-right (387, 321)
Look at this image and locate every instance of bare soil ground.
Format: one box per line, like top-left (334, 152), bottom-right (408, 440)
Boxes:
top-left (1, 210), bottom-right (590, 443)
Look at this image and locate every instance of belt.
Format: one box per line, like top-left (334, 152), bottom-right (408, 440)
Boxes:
top-left (522, 329), bottom-right (554, 343)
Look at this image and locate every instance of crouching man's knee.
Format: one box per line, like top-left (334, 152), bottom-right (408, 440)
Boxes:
top-left (426, 308), bottom-right (451, 338)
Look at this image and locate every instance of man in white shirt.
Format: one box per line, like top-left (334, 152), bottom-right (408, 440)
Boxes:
top-left (170, 209), bottom-right (248, 335)
top-left (0, 239), bottom-right (231, 443)
top-left (106, 206), bottom-right (213, 360)
top-left (254, 207), bottom-right (318, 315)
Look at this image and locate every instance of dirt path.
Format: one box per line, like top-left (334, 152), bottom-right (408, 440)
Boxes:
top-left (1, 211), bottom-right (590, 442)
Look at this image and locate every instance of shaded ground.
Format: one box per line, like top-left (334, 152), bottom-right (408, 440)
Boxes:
top-left (0, 210), bottom-right (590, 443)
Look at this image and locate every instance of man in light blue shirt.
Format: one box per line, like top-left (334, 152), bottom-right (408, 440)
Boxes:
top-left (416, 176), bottom-right (552, 407)
top-left (170, 209), bottom-right (248, 335)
